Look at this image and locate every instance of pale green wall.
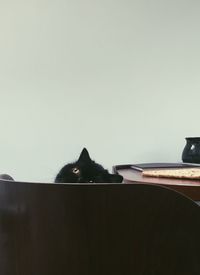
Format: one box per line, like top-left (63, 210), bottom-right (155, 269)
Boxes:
top-left (0, 0), bottom-right (199, 181)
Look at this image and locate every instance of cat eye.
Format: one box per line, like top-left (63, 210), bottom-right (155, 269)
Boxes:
top-left (72, 168), bottom-right (80, 174)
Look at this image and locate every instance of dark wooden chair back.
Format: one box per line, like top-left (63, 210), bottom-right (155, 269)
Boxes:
top-left (0, 180), bottom-right (199, 275)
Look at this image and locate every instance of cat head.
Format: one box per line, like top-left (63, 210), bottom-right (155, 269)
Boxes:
top-left (55, 148), bottom-right (123, 183)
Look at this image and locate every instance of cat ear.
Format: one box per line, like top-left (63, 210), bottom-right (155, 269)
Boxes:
top-left (109, 174), bottom-right (123, 183)
top-left (78, 148), bottom-right (92, 163)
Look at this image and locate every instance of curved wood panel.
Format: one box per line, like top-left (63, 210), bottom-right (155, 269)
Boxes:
top-left (0, 180), bottom-right (199, 275)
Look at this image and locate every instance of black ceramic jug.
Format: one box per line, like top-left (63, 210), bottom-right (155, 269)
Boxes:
top-left (182, 137), bottom-right (200, 163)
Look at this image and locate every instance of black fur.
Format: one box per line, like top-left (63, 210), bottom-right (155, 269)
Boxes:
top-left (55, 148), bottom-right (123, 183)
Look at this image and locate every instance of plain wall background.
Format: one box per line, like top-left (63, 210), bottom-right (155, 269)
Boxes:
top-left (0, 0), bottom-right (199, 182)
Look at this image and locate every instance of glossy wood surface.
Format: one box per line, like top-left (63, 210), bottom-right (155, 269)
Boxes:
top-left (0, 180), bottom-right (199, 275)
top-left (114, 165), bottom-right (200, 200)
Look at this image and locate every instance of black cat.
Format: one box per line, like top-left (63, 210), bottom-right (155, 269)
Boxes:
top-left (55, 148), bottom-right (123, 183)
